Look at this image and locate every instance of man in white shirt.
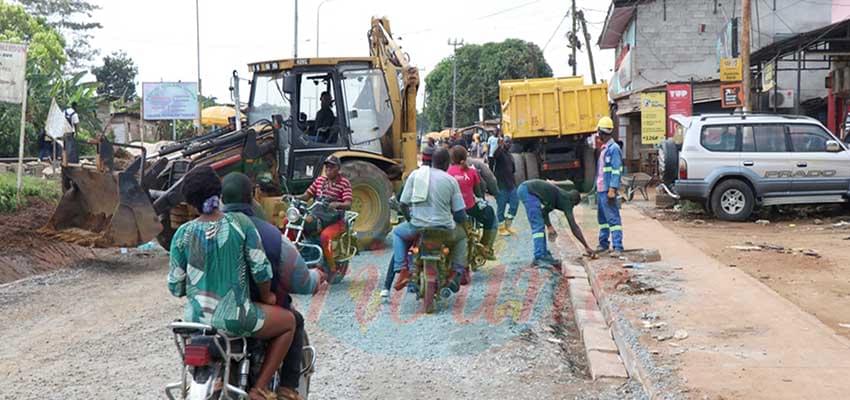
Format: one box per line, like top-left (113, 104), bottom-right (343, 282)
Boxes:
top-left (64, 102), bottom-right (80, 163)
top-left (487, 133), bottom-right (500, 171)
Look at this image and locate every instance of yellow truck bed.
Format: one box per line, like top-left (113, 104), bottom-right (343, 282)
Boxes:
top-left (499, 77), bottom-right (609, 139)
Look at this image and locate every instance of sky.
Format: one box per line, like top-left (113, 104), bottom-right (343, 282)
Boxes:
top-left (88, 0), bottom-right (615, 110)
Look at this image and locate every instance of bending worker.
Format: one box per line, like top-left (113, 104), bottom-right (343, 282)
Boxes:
top-left (595, 117), bottom-right (625, 255)
top-left (517, 179), bottom-right (594, 268)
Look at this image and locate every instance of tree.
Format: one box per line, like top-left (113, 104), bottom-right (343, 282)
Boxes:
top-left (0, 0), bottom-right (67, 157)
top-left (18, 0), bottom-right (102, 72)
top-left (92, 51), bottom-right (138, 100)
top-left (423, 39), bottom-right (553, 130)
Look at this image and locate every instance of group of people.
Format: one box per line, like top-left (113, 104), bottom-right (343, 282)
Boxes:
top-left (165, 117), bottom-right (625, 399)
top-left (168, 167), bottom-right (329, 400)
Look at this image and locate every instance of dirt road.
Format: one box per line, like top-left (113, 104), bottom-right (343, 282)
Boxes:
top-left (0, 208), bottom-right (645, 399)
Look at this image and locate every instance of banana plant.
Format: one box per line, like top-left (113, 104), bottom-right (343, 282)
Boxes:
top-left (50, 71), bottom-right (102, 139)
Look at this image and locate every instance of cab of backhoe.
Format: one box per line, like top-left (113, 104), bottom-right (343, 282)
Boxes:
top-left (246, 58), bottom-right (396, 194)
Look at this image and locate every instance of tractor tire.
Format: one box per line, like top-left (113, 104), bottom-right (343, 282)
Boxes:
top-left (659, 139), bottom-right (680, 185)
top-left (523, 152), bottom-right (540, 180)
top-left (511, 153), bottom-right (527, 184)
top-left (341, 160), bottom-right (392, 251)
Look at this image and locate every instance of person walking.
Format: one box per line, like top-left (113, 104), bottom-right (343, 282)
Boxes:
top-left (517, 179), bottom-right (594, 268)
top-left (493, 137), bottom-right (519, 235)
top-left (594, 117), bottom-right (625, 255)
top-left (487, 132), bottom-right (500, 170)
top-left (63, 102), bottom-right (80, 163)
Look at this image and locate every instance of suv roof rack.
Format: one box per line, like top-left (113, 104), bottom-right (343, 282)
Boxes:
top-left (696, 112), bottom-right (813, 122)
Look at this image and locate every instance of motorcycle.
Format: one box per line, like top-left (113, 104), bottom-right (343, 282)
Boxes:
top-left (409, 227), bottom-right (456, 314)
top-left (464, 198), bottom-right (490, 272)
top-left (283, 196), bottom-right (358, 284)
top-left (164, 321), bottom-right (315, 400)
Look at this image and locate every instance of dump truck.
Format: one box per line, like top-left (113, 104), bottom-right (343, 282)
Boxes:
top-left (45, 17), bottom-right (420, 250)
top-left (499, 76), bottom-right (609, 191)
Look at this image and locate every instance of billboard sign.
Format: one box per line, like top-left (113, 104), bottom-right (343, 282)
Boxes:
top-left (720, 58), bottom-right (743, 82)
top-left (716, 18), bottom-right (738, 66)
top-left (721, 83), bottom-right (744, 108)
top-left (142, 82), bottom-right (199, 120)
top-left (666, 83), bottom-right (692, 138)
top-left (640, 92), bottom-right (666, 145)
top-left (0, 42), bottom-right (27, 104)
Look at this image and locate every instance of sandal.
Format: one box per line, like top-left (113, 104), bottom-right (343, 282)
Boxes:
top-left (249, 387), bottom-right (278, 400)
top-left (277, 387), bottom-right (304, 400)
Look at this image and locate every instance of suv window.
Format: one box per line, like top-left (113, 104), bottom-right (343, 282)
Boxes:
top-left (701, 125), bottom-right (739, 152)
top-left (788, 124), bottom-right (832, 152)
top-left (741, 125), bottom-right (787, 152)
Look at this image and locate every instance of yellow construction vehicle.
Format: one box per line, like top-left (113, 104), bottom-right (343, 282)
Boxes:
top-left (45, 17), bottom-right (420, 249)
top-left (500, 76), bottom-right (609, 191)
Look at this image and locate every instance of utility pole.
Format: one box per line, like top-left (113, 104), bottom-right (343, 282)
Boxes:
top-left (571, 0), bottom-right (577, 76)
top-left (448, 38), bottom-right (464, 133)
top-left (578, 10), bottom-right (597, 84)
top-left (294, 0), bottom-right (299, 58)
top-left (741, 0), bottom-right (752, 111)
top-left (195, 0), bottom-right (202, 131)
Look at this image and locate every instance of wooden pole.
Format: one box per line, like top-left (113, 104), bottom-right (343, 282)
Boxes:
top-left (571, 0), bottom-right (577, 76)
top-left (15, 78), bottom-right (28, 199)
top-left (741, 0), bottom-right (752, 111)
top-left (578, 10), bottom-right (597, 84)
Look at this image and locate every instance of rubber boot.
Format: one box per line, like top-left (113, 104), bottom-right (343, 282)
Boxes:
top-left (498, 222), bottom-right (510, 236)
top-left (482, 228), bottom-right (498, 261)
top-left (504, 217), bottom-right (517, 234)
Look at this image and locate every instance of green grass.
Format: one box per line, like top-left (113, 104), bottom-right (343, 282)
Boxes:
top-left (0, 172), bottom-right (61, 213)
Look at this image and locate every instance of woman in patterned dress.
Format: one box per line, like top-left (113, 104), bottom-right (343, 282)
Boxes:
top-left (168, 166), bottom-right (297, 400)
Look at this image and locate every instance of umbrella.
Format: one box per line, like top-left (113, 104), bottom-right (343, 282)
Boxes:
top-left (201, 106), bottom-right (245, 126)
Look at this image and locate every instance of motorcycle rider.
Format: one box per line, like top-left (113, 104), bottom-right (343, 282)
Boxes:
top-left (292, 155), bottom-right (352, 272)
top-left (221, 172), bottom-right (324, 399)
top-left (392, 147), bottom-right (468, 292)
top-left (168, 166), bottom-right (295, 400)
top-left (447, 145), bottom-right (499, 282)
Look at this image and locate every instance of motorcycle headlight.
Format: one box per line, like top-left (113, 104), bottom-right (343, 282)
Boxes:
top-left (286, 207), bottom-right (301, 223)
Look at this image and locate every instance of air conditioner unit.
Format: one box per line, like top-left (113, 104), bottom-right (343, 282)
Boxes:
top-left (769, 89), bottom-right (795, 109)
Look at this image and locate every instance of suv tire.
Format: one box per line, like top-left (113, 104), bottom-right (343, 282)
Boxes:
top-left (711, 179), bottom-right (754, 221)
top-left (658, 139), bottom-right (679, 185)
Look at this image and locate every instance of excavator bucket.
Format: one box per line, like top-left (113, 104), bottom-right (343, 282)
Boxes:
top-left (45, 157), bottom-right (161, 247)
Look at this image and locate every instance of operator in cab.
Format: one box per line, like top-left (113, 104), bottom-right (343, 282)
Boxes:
top-left (315, 91), bottom-right (336, 130)
top-left (292, 155), bottom-right (352, 271)
top-left (392, 147), bottom-right (468, 293)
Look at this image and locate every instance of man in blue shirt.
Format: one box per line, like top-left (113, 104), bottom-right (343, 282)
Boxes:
top-left (594, 117), bottom-right (625, 255)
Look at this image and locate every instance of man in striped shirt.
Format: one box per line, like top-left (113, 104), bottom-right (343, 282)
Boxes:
top-left (295, 155), bottom-right (353, 269)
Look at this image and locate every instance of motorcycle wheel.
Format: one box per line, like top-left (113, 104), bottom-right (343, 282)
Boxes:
top-left (422, 262), bottom-right (437, 314)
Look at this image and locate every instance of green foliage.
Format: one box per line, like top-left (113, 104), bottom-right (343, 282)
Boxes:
top-left (423, 38), bottom-right (552, 130)
top-left (0, 0), bottom-right (67, 157)
top-left (19, 0), bottom-right (102, 71)
top-left (0, 172), bottom-right (60, 213)
top-left (92, 50), bottom-right (138, 100)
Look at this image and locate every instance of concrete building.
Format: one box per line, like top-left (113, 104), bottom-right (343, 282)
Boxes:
top-left (599, 0), bottom-right (846, 173)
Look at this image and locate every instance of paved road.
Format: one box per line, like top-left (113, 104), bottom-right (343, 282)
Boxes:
top-left (0, 208), bottom-right (644, 399)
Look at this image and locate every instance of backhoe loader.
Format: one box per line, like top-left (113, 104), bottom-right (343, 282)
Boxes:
top-left (44, 17), bottom-right (420, 250)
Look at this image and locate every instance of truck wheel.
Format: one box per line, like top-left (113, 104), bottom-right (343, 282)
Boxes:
top-left (523, 152), bottom-right (540, 180)
top-left (512, 153), bottom-right (527, 184)
top-left (659, 139), bottom-right (679, 185)
top-left (710, 180), bottom-right (754, 221)
top-left (341, 160), bottom-right (392, 250)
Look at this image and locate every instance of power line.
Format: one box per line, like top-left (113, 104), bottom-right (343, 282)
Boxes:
top-left (542, 11), bottom-right (570, 52)
top-left (399, 0), bottom-right (542, 37)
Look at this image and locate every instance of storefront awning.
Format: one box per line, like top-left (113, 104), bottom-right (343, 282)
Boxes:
top-left (599, 3), bottom-right (636, 49)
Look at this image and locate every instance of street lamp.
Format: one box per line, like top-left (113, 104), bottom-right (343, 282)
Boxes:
top-left (316, 0), bottom-right (333, 57)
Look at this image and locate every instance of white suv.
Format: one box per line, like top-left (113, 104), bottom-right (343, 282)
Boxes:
top-left (659, 113), bottom-right (850, 221)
